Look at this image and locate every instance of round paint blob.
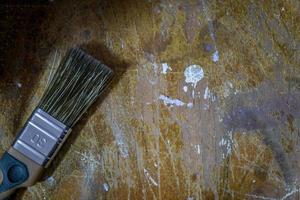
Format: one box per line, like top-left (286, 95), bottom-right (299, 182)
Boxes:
top-left (184, 65), bottom-right (204, 87)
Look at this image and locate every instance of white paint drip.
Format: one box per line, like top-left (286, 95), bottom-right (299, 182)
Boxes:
top-left (144, 169), bottom-right (158, 186)
top-left (159, 95), bottom-right (185, 107)
top-left (184, 65), bottom-right (204, 87)
top-left (161, 63), bottom-right (172, 74)
top-left (183, 86), bottom-right (188, 92)
top-left (212, 50), bottom-right (219, 62)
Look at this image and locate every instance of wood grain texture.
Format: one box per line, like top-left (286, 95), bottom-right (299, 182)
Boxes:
top-left (0, 0), bottom-right (299, 199)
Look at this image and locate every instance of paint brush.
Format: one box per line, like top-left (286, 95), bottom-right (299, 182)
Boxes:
top-left (0, 48), bottom-right (114, 199)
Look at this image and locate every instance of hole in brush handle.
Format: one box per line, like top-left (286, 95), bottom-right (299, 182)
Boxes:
top-left (0, 152), bottom-right (29, 194)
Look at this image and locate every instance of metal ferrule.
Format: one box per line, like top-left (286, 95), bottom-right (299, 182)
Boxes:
top-left (12, 109), bottom-right (71, 167)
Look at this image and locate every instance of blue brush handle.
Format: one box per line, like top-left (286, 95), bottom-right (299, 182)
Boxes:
top-left (0, 152), bottom-right (29, 199)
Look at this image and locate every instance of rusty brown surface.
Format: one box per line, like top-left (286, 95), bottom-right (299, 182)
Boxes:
top-left (0, 0), bottom-right (300, 199)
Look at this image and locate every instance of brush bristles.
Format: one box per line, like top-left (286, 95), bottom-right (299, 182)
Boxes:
top-left (38, 48), bottom-right (113, 127)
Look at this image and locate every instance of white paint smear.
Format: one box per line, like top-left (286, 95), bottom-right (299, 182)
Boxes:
top-left (144, 169), bottom-right (158, 186)
top-left (110, 121), bottom-right (129, 158)
top-left (183, 86), bottom-right (188, 92)
top-left (161, 63), bottom-right (172, 74)
top-left (159, 95), bottom-right (185, 107)
top-left (184, 65), bottom-right (204, 87)
top-left (203, 87), bottom-right (215, 101)
top-left (159, 95), bottom-right (194, 109)
top-left (212, 50), bottom-right (219, 62)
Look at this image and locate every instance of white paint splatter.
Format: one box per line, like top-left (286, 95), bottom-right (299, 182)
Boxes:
top-left (203, 103), bottom-right (209, 110)
top-left (194, 144), bottom-right (201, 154)
top-left (75, 151), bottom-right (101, 165)
top-left (76, 150), bottom-right (100, 199)
top-left (183, 86), bottom-right (188, 92)
top-left (203, 87), bottom-right (210, 99)
top-left (282, 187), bottom-right (300, 200)
top-left (218, 115), bottom-right (223, 122)
top-left (144, 169), bottom-right (158, 186)
top-left (103, 183), bottom-right (110, 192)
top-left (203, 87), bottom-right (216, 101)
top-left (245, 193), bottom-right (276, 200)
top-left (143, 60), bottom-right (160, 85)
top-left (159, 95), bottom-right (185, 107)
top-left (161, 63), bottom-right (172, 74)
top-left (212, 50), bottom-right (219, 62)
top-left (120, 39), bottom-right (125, 49)
top-left (219, 131), bottom-right (233, 159)
top-left (158, 95), bottom-right (194, 109)
top-left (152, 62), bottom-right (159, 70)
top-left (187, 103), bottom-right (193, 108)
top-left (184, 65), bottom-right (204, 87)
top-left (16, 82), bottom-right (22, 88)
top-left (46, 176), bottom-right (56, 187)
top-left (223, 81), bottom-right (234, 98)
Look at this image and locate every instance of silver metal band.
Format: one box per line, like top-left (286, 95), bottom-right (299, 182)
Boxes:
top-left (12, 109), bottom-right (71, 167)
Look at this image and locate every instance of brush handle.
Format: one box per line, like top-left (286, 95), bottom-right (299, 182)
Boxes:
top-left (0, 152), bottom-right (28, 199)
top-left (0, 149), bottom-right (43, 200)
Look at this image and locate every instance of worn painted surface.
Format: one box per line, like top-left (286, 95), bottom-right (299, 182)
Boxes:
top-left (0, 0), bottom-right (299, 199)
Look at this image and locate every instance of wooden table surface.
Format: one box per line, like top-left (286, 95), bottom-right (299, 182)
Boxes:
top-left (0, 0), bottom-right (299, 199)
